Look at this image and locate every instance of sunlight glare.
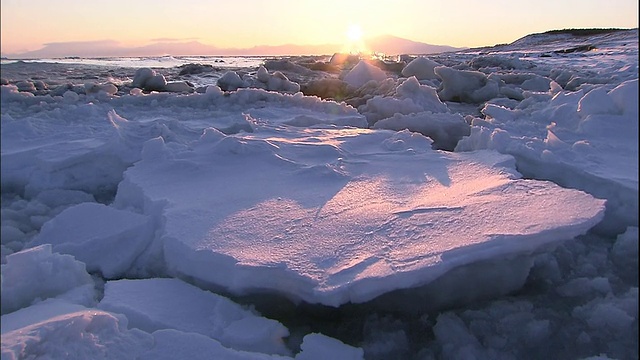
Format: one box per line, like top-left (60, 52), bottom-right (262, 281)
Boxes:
top-left (347, 24), bottom-right (363, 42)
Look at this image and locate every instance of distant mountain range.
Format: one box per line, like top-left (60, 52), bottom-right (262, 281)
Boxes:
top-left (5, 35), bottom-right (465, 59)
top-left (365, 35), bottom-right (464, 56)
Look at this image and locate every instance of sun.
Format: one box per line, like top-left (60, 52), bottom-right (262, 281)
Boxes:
top-left (346, 24), bottom-right (363, 42)
top-left (344, 24), bottom-right (368, 55)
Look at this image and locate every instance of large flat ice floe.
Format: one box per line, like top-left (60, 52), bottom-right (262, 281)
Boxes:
top-left (116, 126), bottom-right (605, 307)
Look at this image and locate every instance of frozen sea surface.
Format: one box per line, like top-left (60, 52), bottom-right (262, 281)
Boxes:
top-left (1, 29), bottom-right (638, 359)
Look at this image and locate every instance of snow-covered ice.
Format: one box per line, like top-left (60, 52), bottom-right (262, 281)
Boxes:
top-left (117, 126), bottom-right (603, 308)
top-left (1, 244), bottom-right (93, 315)
top-left (27, 202), bottom-right (155, 278)
top-left (456, 77), bottom-right (638, 234)
top-left (1, 28), bottom-right (638, 359)
top-left (98, 278), bottom-right (291, 355)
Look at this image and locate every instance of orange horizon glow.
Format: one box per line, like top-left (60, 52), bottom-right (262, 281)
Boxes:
top-left (1, 0), bottom-right (638, 56)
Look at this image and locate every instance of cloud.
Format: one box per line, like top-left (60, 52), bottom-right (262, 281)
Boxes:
top-left (41, 40), bottom-right (122, 47)
top-left (150, 37), bottom-right (200, 43)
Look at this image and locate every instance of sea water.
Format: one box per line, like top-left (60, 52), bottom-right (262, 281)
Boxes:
top-left (0, 55), bottom-right (267, 69)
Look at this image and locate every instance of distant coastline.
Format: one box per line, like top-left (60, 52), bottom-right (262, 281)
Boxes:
top-left (2, 28), bottom-right (636, 60)
top-left (541, 28), bottom-right (632, 36)
top-left (2, 35), bottom-right (464, 60)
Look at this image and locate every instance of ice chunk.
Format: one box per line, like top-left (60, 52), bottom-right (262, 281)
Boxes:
top-left (433, 313), bottom-right (485, 359)
top-left (145, 74), bottom-right (167, 91)
top-left (610, 226), bottom-right (638, 283)
top-left (28, 203), bottom-right (154, 278)
top-left (359, 76), bottom-right (449, 126)
top-left (469, 55), bottom-right (535, 71)
top-left (132, 67), bottom-right (156, 89)
top-left (0, 108), bottom-right (132, 198)
top-left (257, 66), bottom-right (271, 83)
top-left (16, 81), bottom-right (37, 92)
top-left (401, 57), bottom-right (441, 80)
top-left (85, 82), bottom-right (118, 96)
top-left (607, 78), bottom-right (638, 116)
top-left (1, 244), bottom-right (93, 315)
top-left (295, 333), bottom-right (364, 360)
top-left (139, 329), bottom-right (292, 360)
top-left (373, 112), bottom-right (470, 151)
top-left (218, 71), bottom-right (246, 91)
top-left (343, 61), bottom-right (388, 88)
top-left (34, 189), bottom-right (96, 209)
top-left (1, 310), bottom-right (154, 359)
top-left (456, 79), bottom-right (638, 234)
top-left (164, 81), bottom-right (194, 93)
top-left (98, 278), bottom-right (290, 355)
top-left (577, 87), bottom-right (620, 116)
top-left (435, 66), bottom-right (499, 103)
top-left (1, 298), bottom-right (88, 334)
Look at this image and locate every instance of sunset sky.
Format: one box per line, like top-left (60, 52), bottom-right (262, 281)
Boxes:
top-left (1, 0), bottom-right (638, 56)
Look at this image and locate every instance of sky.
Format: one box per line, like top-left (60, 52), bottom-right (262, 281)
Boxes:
top-left (1, 0), bottom-right (638, 56)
